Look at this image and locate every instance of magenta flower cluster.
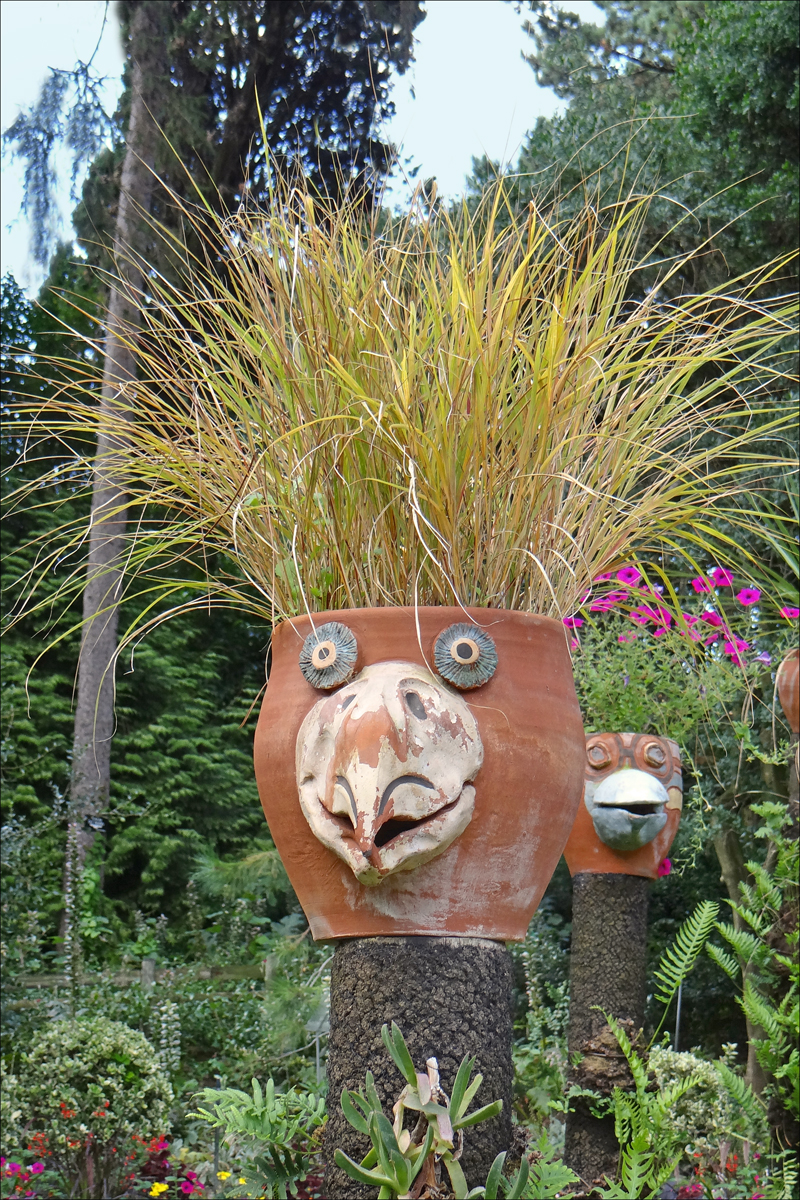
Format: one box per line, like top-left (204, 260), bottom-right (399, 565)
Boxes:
top-left (561, 565), bottom-right (798, 666)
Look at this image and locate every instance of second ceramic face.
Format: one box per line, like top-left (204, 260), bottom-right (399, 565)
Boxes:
top-left (296, 660), bottom-right (483, 885)
top-left (564, 732), bottom-right (683, 879)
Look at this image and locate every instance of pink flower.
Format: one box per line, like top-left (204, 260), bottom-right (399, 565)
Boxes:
top-left (630, 608), bottom-right (652, 624)
top-left (30, 1165), bottom-right (44, 1175)
top-left (724, 636), bottom-right (749, 654)
top-left (563, 616), bottom-right (583, 628)
top-left (681, 613), bottom-right (699, 624)
top-left (589, 598), bottom-right (616, 611)
top-left (570, 637), bottom-right (580, 649)
top-left (658, 859), bottom-right (672, 876)
top-left (157, 1140), bottom-right (169, 1150)
top-left (7, 1164), bottom-right (20, 1175)
top-left (185, 1172), bottom-right (198, 1181)
top-left (709, 567), bottom-right (734, 586)
top-left (654, 627), bottom-right (669, 636)
top-left (593, 573), bottom-right (613, 582)
top-left (780, 606), bottom-right (799, 619)
top-left (618, 634), bottom-right (633, 643)
top-left (705, 632), bottom-right (720, 644)
top-left (691, 577), bottom-right (712, 593)
top-left (736, 588), bottom-right (761, 606)
top-left (701, 610), bottom-right (723, 627)
top-left (181, 1184), bottom-right (195, 1195)
top-left (616, 566), bottom-right (642, 585)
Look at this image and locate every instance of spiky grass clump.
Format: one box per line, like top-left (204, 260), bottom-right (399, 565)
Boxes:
top-left (5, 175), bottom-right (797, 645)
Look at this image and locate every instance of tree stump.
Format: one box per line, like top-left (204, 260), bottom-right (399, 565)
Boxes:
top-left (564, 872), bottom-right (650, 1190)
top-left (323, 936), bottom-right (513, 1198)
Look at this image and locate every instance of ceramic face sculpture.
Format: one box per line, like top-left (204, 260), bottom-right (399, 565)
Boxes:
top-left (563, 732), bottom-right (682, 879)
top-left (296, 658), bottom-right (483, 886)
top-left (254, 607), bottom-right (586, 940)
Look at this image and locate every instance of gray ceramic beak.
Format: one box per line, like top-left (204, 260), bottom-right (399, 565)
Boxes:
top-left (585, 768), bottom-right (669, 852)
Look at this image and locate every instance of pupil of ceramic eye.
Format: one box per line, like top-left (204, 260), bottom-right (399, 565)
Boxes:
top-left (645, 744), bottom-right (666, 766)
top-left (451, 638), bottom-right (479, 664)
top-left (311, 640), bottom-right (337, 669)
top-left (588, 746), bottom-right (609, 766)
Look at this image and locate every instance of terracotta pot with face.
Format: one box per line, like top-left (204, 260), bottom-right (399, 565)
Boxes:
top-left (254, 607), bottom-right (586, 940)
top-left (777, 648), bottom-right (799, 735)
top-left (563, 732), bottom-right (683, 879)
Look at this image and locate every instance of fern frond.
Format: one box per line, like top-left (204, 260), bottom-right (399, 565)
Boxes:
top-left (715, 1060), bottom-right (766, 1130)
top-left (652, 1075), bottom-right (701, 1118)
top-left (707, 943), bottom-right (741, 982)
top-left (653, 900), bottom-right (719, 1008)
top-left (601, 1010), bottom-right (648, 1095)
top-left (714, 921), bottom-right (763, 965)
top-left (742, 981), bottom-right (784, 1044)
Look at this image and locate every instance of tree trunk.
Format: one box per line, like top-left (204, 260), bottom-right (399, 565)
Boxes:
top-left (713, 828), bottom-right (769, 1094)
top-left (323, 936), bottom-right (513, 1199)
top-left (68, 1), bottom-right (169, 871)
top-left (564, 872), bottom-right (650, 1192)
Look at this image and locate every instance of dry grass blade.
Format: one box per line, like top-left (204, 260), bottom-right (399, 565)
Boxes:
top-left (4, 173), bottom-right (797, 647)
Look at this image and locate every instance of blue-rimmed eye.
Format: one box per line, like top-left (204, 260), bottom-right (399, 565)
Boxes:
top-left (299, 622), bottom-right (357, 689)
top-left (434, 623), bottom-right (498, 690)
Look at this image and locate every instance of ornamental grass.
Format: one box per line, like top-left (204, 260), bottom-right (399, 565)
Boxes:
top-left (5, 170), bottom-right (798, 645)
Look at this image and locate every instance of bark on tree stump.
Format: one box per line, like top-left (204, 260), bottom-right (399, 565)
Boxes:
top-left (323, 936), bottom-right (513, 1199)
top-left (564, 872), bottom-right (650, 1190)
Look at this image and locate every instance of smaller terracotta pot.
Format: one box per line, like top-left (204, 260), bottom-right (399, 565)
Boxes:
top-left (777, 648), bottom-right (799, 735)
top-left (564, 732), bottom-right (682, 880)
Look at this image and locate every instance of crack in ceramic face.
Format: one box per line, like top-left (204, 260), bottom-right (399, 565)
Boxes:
top-left (295, 661), bottom-right (483, 885)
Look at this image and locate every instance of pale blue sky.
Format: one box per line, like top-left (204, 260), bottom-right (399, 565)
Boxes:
top-left (1, 0), bottom-right (602, 293)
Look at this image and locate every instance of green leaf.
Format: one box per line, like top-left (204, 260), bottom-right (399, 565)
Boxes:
top-left (382, 1022), bottom-right (418, 1086)
top-left (483, 1151), bottom-right (506, 1199)
top-left (333, 1148), bottom-right (392, 1188)
top-left (449, 1053), bottom-right (476, 1121)
top-left (454, 1099), bottom-right (503, 1129)
top-left (341, 1088), bottom-right (369, 1136)
top-left (445, 1155), bottom-right (470, 1199)
top-left (505, 1157), bottom-right (530, 1200)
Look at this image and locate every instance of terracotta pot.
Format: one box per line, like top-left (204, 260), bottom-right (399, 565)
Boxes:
top-left (563, 732), bottom-right (682, 880)
top-left (777, 648), bottom-right (799, 734)
top-left (254, 606), bottom-right (585, 940)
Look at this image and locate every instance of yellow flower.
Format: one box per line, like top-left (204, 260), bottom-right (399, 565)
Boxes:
top-left (149, 1186), bottom-right (169, 1198)
top-left (238, 1179), bottom-right (246, 1185)
top-left (216, 1172), bottom-right (232, 1181)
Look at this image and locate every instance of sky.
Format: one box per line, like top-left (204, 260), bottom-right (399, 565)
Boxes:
top-left (1, 0), bottom-right (603, 295)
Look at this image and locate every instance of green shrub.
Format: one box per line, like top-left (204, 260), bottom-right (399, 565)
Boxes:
top-left (648, 1042), bottom-right (768, 1161)
top-left (6, 1017), bottom-right (172, 1199)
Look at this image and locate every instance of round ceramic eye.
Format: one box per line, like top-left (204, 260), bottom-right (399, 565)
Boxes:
top-left (587, 743), bottom-right (612, 769)
top-left (299, 622), bottom-right (357, 689)
top-left (644, 742), bottom-right (666, 768)
top-left (434, 623), bottom-right (497, 690)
